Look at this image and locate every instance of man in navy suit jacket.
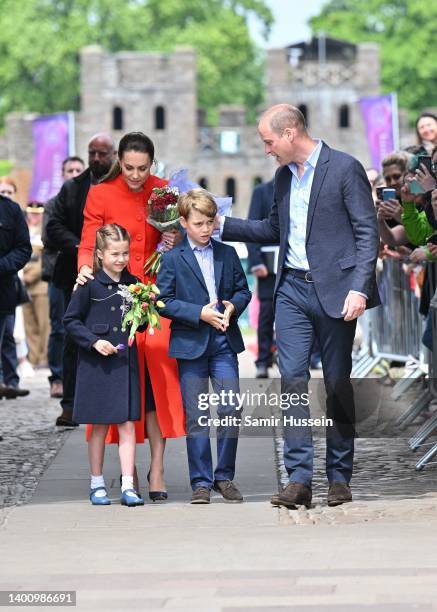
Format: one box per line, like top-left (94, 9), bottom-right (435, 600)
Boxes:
top-left (246, 179), bottom-right (277, 378)
top-left (158, 189), bottom-right (251, 504)
top-left (220, 104), bottom-right (380, 509)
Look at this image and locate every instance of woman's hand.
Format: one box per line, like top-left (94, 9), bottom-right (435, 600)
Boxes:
top-left (401, 182), bottom-right (422, 204)
top-left (76, 265), bottom-right (94, 286)
top-left (377, 199), bottom-right (402, 223)
top-left (410, 247), bottom-right (428, 263)
top-left (431, 189), bottom-right (437, 218)
top-left (161, 230), bottom-right (183, 250)
top-left (416, 164), bottom-right (437, 193)
top-left (93, 340), bottom-right (118, 356)
top-left (427, 243), bottom-right (437, 258)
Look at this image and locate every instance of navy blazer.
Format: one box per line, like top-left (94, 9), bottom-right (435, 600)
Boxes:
top-left (0, 196), bottom-right (32, 314)
top-left (223, 142), bottom-right (381, 318)
top-left (157, 236), bottom-right (251, 360)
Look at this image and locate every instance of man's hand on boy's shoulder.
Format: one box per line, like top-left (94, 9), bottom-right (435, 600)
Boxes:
top-left (200, 300), bottom-right (227, 331)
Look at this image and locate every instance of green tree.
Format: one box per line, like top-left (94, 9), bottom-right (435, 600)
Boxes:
top-left (310, 0), bottom-right (437, 118)
top-left (0, 0), bottom-right (272, 127)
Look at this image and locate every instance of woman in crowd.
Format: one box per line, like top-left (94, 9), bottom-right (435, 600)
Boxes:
top-left (76, 132), bottom-right (185, 499)
top-left (416, 112), bottom-right (437, 154)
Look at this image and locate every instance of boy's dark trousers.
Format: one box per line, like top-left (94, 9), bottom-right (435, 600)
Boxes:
top-left (177, 328), bottom-right (240, 490)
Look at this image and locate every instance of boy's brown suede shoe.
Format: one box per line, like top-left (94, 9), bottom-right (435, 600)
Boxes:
top-left (190, 487), bottom-right (211, 504)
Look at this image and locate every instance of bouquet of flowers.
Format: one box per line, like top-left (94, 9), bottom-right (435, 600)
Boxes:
top-left (117, 281), bottom-right (165, 345)
top-left (144, 185), bottom-right (180, 276)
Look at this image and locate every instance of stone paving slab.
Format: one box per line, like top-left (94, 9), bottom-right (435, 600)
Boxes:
top-left (2, 356), bottom-right (437, 609)
top-left (0, 368), bottom-right (69, 508)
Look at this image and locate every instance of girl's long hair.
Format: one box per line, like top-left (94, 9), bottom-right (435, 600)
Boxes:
top-left (93, 224), bottom-right (130, 274)
top-left (100, 132), bottom-right (155, 183)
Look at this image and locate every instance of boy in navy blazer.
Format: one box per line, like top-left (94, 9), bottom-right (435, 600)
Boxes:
top-left (157, 189), bottom-right (251, 504)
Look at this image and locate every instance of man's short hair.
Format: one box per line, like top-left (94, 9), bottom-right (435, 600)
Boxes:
top-left (262, 105), bottom-right (307, 135)
top-left (178, 188), bottom-right (217, 220)
top-left (381, 152), bottom-right (408, 173)
top-left (62, 156), bottom-right (85, 172)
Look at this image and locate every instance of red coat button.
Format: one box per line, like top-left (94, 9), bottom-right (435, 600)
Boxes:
top-left (136, 235), bottom-right (142, 241)
top-left (135, 255), bottom-right (141, 261)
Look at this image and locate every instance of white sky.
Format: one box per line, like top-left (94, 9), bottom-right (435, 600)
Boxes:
top-left (248, 0), bottom-right (328, 48)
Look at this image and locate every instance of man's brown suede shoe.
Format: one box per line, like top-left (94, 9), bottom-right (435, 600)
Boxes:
top-left (190, 487), bottom-right (211, 504)
top-left (270, 482), bottom-right (312, 509)
top-left (327, 482), bottom-right (352, 506)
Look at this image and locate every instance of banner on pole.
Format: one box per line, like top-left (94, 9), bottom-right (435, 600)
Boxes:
top-left (28, 113), bottom-right (70, 202)
top-left (359, 94), bottom-right (398, 170)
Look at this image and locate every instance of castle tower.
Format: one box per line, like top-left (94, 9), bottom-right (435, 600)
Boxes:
top-left (266, 37), bottom-right (380, 164)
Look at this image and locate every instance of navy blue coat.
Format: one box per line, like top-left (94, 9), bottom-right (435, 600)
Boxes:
top-left (63, 269), bottom-right (141, 424)
top-left (246, 179), bottom-right (276, 300)
top-left (0, 196), bottom-right (32, 314)
top-left (157, 236), bottom-right (251, 360)
top-left (223, 142), bottom-right (380, 318)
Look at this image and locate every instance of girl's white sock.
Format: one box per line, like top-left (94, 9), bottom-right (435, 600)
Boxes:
top-left (121, 475), bottom-right (134, 492)
top-left (90, 474), bottom-right (106, 496)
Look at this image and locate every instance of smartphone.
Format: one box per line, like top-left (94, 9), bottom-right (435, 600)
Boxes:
top-left (418, 155), bottom-right (433, 175)
top-left (382, 188), bottom-right (397, 201)
top-left (375, 186), bottom-right (384, 200)
top-left (409, 179), bottom-right (426, 194)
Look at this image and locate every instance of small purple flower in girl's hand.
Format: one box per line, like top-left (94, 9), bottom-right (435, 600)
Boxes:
top-left (115, 344), bottom-right (125, 351)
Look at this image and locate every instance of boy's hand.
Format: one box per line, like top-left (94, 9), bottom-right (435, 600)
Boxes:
top-left (222, 300), bottom-right (235, 329)
top-left (93, 340), bottom-right (118, 356)
top-left (201, 300), bottom-right (226, 330)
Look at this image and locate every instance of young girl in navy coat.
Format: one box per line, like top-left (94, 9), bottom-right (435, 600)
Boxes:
top-left (64, 223), bottom-right (144, 507)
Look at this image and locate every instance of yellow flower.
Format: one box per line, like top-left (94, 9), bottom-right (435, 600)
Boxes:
top-left (156, 300), bottom-right (165, 308)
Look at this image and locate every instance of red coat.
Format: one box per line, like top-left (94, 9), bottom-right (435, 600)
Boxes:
top-left (78, 174), bottom-right (185, 442)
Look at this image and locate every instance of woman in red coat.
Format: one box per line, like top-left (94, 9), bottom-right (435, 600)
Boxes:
top-left (77, 132), bottom-right (185, 496)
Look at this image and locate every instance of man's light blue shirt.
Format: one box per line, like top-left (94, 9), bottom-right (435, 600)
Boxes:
top-left (285, 139), bottom-right (322, 270)
top-left (187, 236), bottom-right (217, 305)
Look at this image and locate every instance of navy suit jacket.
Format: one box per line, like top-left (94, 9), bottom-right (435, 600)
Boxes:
top-left (157, 236), bottom-right (251, 359)
top-left (223, 142), bottom-right (380, 318)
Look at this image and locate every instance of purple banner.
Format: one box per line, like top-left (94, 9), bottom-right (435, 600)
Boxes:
top-left (359, 94), bottom-right (398, 170)
top-left (29, 113), bottom-right (70, 202)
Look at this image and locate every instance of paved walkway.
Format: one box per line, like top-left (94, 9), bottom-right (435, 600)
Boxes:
top-left (1, 353), bottom-right (437, 610)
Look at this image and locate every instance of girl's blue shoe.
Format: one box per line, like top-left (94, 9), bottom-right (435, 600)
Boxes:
top-left (89, 487), bottom-right (111, 505)
top-left (120, 489), bottom-right (144, 507)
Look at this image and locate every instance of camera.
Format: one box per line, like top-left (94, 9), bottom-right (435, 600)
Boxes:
top-left (382, 188), bottom-right (397, 201)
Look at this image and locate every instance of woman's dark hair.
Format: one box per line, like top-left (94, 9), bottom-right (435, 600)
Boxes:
top-left (415, 112), bottom-right (437, 144)
top-left (102, 132), bottom-right (155, 182)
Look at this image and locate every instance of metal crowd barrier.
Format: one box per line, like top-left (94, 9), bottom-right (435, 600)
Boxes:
top-left (411, 270), bottom-right (437, 471)
top-left (352, 258), bottom-right (437, 470)
top-left (352, 258), bottom-right (425, 381)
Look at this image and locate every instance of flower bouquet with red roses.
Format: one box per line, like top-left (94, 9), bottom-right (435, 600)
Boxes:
top-left (117, 281), bottom-right (165, 345)
top-left (144, 185), bottom-right (180, 275)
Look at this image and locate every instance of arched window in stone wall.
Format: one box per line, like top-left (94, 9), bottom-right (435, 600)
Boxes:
top-left (199, 177), bottom-right (208, 189)
top-left (253, 176), bottom-right (263, 187)
top-left (298, 104), bottom-right (309, 127)
top-left (225, 177), bottom-right (237, 202)
top-left (339, 104), bottom-right (350, 128)
top-left (155, 106), bottom-right (166, 130)
top-left (113, 106), bottom-right (123, 130)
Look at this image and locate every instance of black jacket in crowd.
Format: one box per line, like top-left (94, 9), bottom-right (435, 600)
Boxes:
top-left (0, 196), bottom-right (32, 314)
top-left (246, 179), bottom-right (276, 300)
top-left (45, 168), bottom-right (92, 293)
